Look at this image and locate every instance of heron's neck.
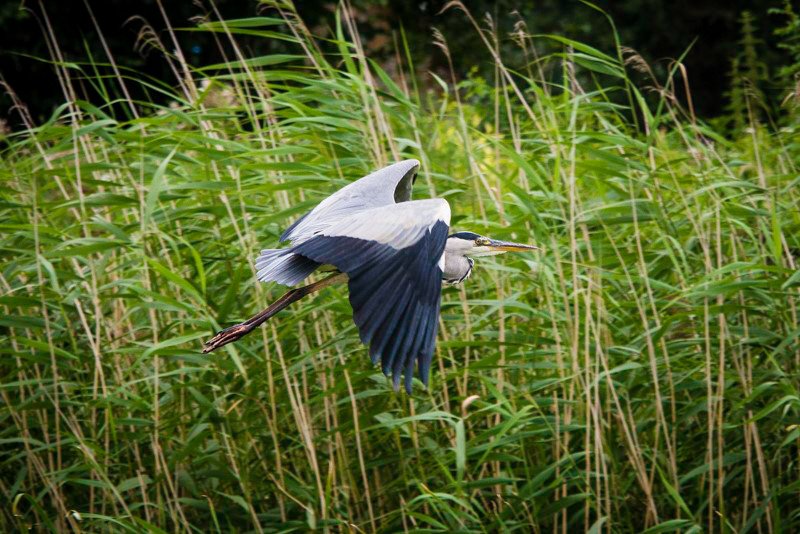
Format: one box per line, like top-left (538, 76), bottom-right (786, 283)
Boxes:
top-left (443, 253), bottom-right (474, 284)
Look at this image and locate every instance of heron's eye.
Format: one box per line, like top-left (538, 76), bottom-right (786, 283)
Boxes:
top-left (476, 237), bottom-right (490, 246)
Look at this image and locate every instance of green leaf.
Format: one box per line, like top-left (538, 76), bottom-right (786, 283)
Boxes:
top-left (144, 146), bottom-right (178, 225)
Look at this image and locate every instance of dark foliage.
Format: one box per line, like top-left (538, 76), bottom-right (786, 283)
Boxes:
top-left (0, 0), bottom-right (792, 129)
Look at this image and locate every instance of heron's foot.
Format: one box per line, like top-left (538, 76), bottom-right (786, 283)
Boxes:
top-left (202, 323), bottom-right (252, 353)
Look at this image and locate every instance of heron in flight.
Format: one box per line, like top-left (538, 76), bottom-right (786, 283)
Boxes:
top-left (203, 160), bottom-right (537, 392)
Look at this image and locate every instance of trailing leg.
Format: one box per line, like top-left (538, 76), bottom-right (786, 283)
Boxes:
top-left (203, 272), bottom-right (347, 353)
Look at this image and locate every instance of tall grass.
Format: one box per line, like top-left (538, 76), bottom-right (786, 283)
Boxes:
top-left (1, 2), bottom-right (799, 532)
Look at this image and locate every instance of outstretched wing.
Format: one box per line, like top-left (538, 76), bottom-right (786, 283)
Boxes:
top-left (281, 159), bottom-right (420, 244)
top-left (293, 199), bottom-right (450, 392)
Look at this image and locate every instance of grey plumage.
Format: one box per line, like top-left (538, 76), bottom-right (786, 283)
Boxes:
top-left (257, 159), bottom-right (428, 286)
top-left (444, 255), bottom-right (473, 284)
top-left (280, 159), bottom-right (419, 244)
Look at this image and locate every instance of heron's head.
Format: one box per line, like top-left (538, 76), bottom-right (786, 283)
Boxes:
top-left (446, 232), bottom-right (538, 257)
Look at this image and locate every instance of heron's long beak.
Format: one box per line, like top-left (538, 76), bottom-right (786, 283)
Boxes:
top-left (486, 239), bottom-right (539, 252)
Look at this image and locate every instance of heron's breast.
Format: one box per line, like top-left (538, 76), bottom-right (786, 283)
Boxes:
top-left (443, 255), bottom-right (473, 285)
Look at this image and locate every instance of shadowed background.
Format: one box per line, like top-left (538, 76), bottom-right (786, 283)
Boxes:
top-left (0, 0), bottom-right (793, 129)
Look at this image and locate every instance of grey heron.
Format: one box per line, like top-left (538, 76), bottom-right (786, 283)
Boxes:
top-left (203, 159), bottom-right (537, 392)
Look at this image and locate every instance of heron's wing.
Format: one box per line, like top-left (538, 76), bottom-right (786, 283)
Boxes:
top-left (293, 199), bottom-right (450, 392)
top-left (280, 159), bottom-right (420, 244)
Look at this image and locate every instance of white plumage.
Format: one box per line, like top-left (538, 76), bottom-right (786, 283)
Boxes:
top-left (318, 199), bottom-right (450, 249)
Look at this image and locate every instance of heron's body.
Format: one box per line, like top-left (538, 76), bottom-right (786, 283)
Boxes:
top-left (204, 160), bottom-right (536, 392)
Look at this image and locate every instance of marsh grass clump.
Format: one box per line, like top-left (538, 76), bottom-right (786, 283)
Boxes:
top-left (1, 2), bottom-right (799, 532)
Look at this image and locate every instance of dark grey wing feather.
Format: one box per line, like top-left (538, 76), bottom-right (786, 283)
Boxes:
top-left (293, 218), bottom-right (448, 392)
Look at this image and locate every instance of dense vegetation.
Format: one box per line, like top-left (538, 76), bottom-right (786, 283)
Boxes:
top-left (2, 2), bottom-right (800, 532)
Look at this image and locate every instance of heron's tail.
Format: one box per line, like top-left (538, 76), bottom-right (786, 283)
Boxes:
top-left (255, 248), bottom-right (320, 286)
